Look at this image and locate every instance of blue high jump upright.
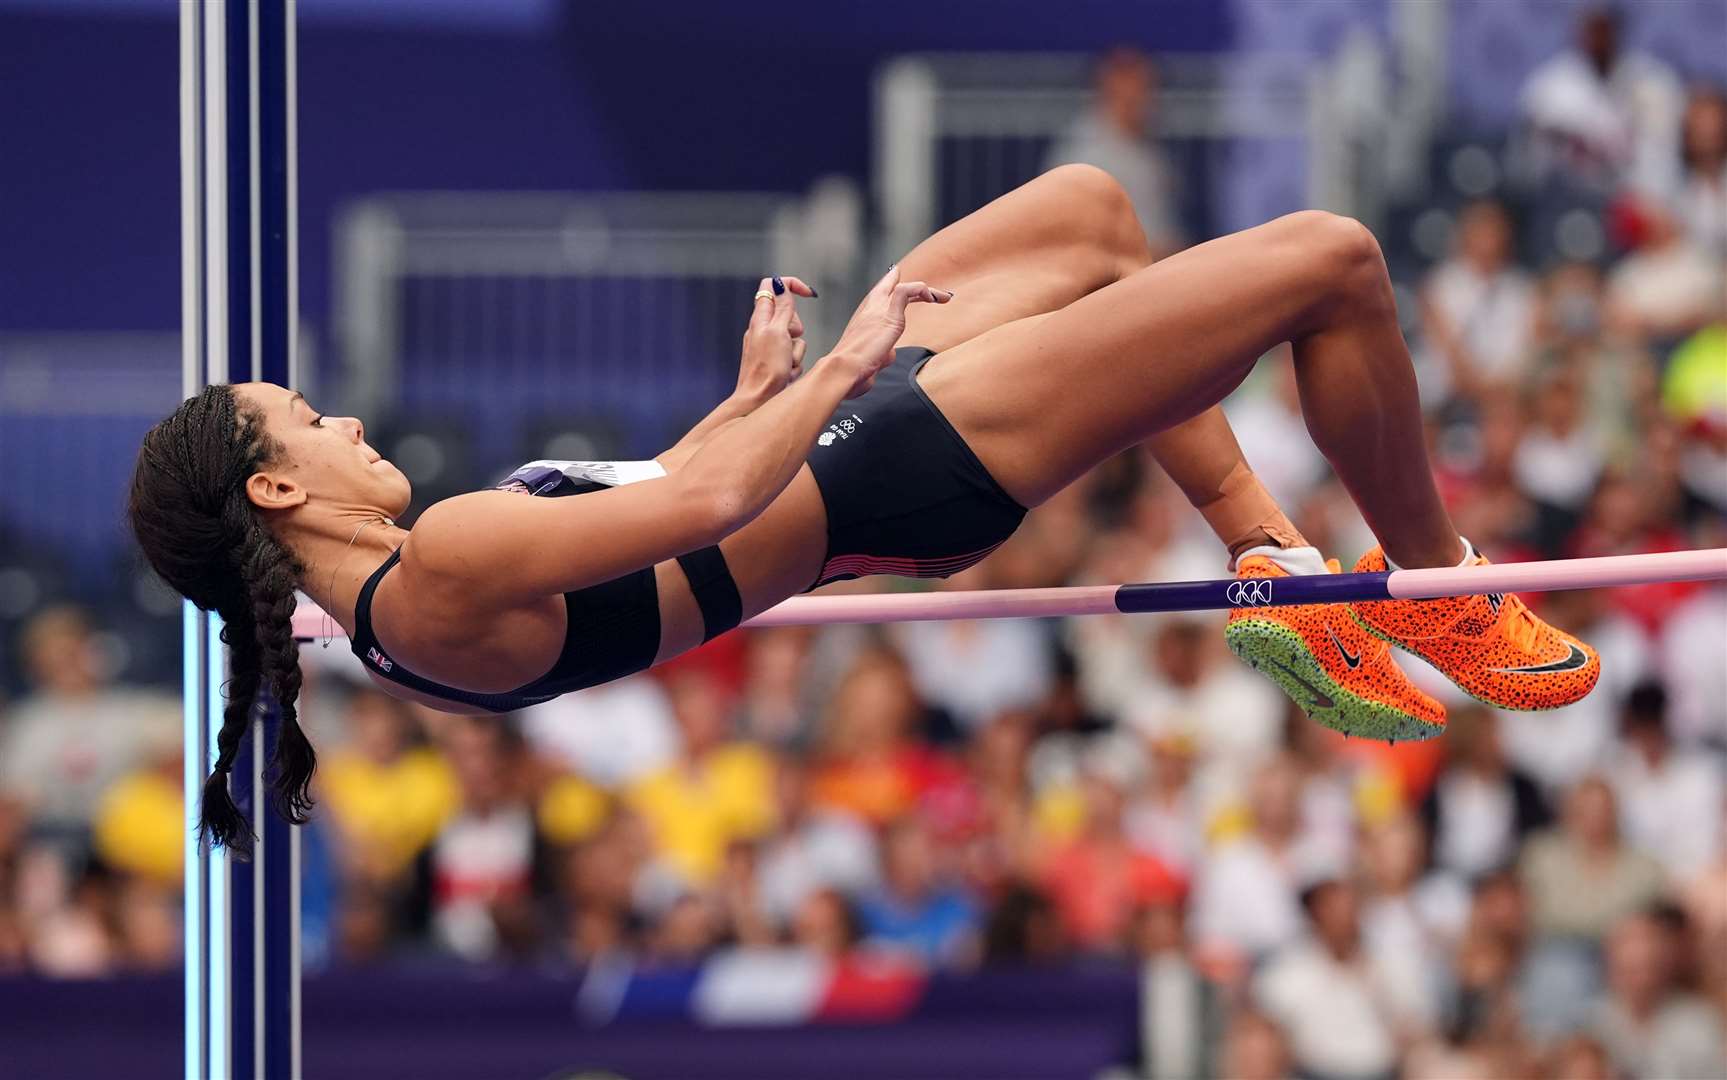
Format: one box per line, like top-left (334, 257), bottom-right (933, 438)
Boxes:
top-left (182, 2), bottom-right (302, 1078)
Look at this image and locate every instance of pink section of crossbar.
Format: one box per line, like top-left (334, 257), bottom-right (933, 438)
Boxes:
top-left (744, 585), bottom-right (1122, 627)
top-left (1386, 549), bottom-right (1727, 600)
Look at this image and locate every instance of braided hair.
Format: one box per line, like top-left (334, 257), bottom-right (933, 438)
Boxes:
top-left (129, 385), bottom-right (318, 857)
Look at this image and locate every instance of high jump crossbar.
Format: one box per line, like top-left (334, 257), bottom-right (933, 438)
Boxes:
top-left (291, 549), bottom-right (1727, 641)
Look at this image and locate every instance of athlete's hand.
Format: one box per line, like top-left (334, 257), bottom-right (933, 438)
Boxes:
top-left (825, 265), bottom-right (953, 398)
top-left (736, 275), bottom-right (816, 404)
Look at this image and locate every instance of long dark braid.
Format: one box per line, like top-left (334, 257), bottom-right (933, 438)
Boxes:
top-left (129, 385), bottom-right (318, 857)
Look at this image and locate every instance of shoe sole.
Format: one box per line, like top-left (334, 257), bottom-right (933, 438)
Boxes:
top-left (1348, 610), bottom-right (1594, 713)
top-left (1226, 618), bottom-right (1444, 742)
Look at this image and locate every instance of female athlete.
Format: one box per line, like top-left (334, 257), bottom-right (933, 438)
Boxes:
top-left (130, 165), bottom-right (1598, 851)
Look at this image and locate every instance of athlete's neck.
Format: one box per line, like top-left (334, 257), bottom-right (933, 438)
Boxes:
top-left (287, 510), bottom-right (410, 635)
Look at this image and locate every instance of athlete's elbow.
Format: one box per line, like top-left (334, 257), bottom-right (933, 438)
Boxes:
top-left (685, 476), bottom-right (754, 544)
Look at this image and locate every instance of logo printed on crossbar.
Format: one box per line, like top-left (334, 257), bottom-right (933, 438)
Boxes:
top-left (1226, 579), bottom-right (1273, 606)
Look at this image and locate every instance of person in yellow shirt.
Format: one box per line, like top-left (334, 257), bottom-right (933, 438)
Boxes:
top-left (318, 687), bottom-right (459, 882)
top-left (627, 669), bottom-right (777, 886)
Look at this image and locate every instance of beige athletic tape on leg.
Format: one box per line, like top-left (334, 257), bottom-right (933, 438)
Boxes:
top-left (1196, 463), bottom-right (1306, 553)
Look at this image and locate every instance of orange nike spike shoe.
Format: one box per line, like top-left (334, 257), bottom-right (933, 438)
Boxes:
top-left (1348, 546), bottom-right (1600, 711)
top-left (1224, 553), bottom-right (1446, 742)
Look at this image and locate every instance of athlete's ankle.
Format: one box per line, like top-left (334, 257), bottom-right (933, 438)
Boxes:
top-left (1383, 536), bottom-right (1472, 571)
top-left (1227, 526), bottom-right (1312, 563)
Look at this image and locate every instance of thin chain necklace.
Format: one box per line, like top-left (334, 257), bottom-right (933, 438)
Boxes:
top-left (320, 516), bottom-right (393, 648)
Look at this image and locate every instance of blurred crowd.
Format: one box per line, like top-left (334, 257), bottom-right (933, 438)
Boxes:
top-left (2, 8), bottom-right (1725, 1080)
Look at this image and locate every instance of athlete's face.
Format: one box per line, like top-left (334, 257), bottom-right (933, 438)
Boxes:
top-left (232, 382), bottom-right (411, 521)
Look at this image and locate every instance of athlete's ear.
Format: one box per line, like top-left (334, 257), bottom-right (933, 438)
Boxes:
top-left (245, 469), bottom-right (308, 513)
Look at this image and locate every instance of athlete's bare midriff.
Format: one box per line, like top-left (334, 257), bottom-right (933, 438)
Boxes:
top-left (655, 464), bottom-right (829, 658)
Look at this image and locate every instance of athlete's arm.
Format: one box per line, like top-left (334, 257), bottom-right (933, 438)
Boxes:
top-left (408, 268), bottom-right (949, 607)
top-left (657, 277), bottom-right (815, 473)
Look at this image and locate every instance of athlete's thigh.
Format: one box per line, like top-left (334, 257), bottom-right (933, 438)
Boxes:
top-left (893, 165), bottom-right (1142, 353)
top-left (919, 213), bottom-right (1347, 508)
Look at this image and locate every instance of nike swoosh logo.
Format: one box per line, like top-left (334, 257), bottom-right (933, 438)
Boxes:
top-left (1489, 643), bottom-right (1591, 675)
top-left (1325, 624), bottom-right (1361, 670)
top-left (1265, 657), bottom-right (1336, 711)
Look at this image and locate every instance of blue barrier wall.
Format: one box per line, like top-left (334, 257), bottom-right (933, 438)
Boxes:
top-left (0, 965), bottom-right (1142, 1080)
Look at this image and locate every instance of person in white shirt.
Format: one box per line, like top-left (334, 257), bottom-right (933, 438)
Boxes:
top-left (1668, 88), bottom-right (1727, 258)
top-left (1418, 201), bottom-right (1539, 407)
top-left (1516, 5), bottom-right (1684, 197)
top-left (1606, 200), bottom-right (1726, 347)
top-left (1045, 47), bottom-right (1184, 258)
top-left (1254, 880), bottom-right (1403, 1080)
top-left (1609, 681), bottom-right (1724, 883)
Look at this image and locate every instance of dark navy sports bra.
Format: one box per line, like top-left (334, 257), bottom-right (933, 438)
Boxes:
top-left (349, 459), bottom-right (742, 713)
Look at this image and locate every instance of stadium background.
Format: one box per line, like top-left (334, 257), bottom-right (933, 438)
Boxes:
top-left (0, 1), bottom-right (1724, 1077)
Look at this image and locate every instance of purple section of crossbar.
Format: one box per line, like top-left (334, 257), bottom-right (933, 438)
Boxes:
top-left (1387, 549), bottom-right (1727, 599)
top-left (1113, 570), bottom-right (1392, 613)
top-left (289, 549), bottom-right (1727, 639)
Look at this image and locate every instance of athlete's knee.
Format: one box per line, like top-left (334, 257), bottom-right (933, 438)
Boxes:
top-left (1284, 210), bottom-right (1391, 313)
top-left (1044, 163), bottom-right (1150, 276)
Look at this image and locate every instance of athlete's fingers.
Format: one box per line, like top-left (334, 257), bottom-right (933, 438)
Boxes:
top-left (769, 290), bottom-right (798, 332)
top-left (748, 277), bottom-right (777, 330)
top-left (791, 338), bottom-right (809, 369)
top-left (781, 275), bottom-right (818, 299)
top-left (889, 280), bottom-right (953, 315)
top-left (788, 310), bottom-right (805, 340)
top-left (869, 264), bottom-right (902, 300)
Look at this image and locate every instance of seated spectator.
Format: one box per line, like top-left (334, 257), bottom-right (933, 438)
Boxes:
top-left (407, 716), bottom-right (552, 963)
top-left (1123, 614), bottom-right (1283, 772)
top-left (1591, 910), bottom-right (1727, 1079)
top-left (517, 673), bottom-right (679, 789)
top-left (1607, 200), bottom-right (1726, 349)
top-left (1521, 776), bottom-right (1666, 944)
top-left (809, 650), bottom-right (963, 827)
top-left (0, 606), bottom-right (178, 862)
top-left (1515, 5), bottom-right (1683, 197)
top-left (735, 627), bottom-right (820, 747)
top-left (1217, 1010), bottom-right (1294, 1080)
top-left (1124, 733), bottom-right (1206, 880)
top-left (319, 685), bottom-right (458, 883)
top-left (1037, 767), bottom-right (1182, 954)
top-left (1660, 320), bottom-right (1727, 520)
top-left (756, 759), bottom-right (878, 929)
top-left (557, 811), bottom-right (648, 964)
top-left (1191, 755), bottom-right (1338, 962)
top-left (1512, 363), bottom-right (1608, 536)
top-left (854, 815), bottom-right (979, 968)
top-left (1422, 705), bottom-right (1550, 882)
top-left (1543, 1035), bottom-right (1617, 1080)
top-left (1133, 896), bottom-right (1221, 1080)
top-left (1530, 261), bottom-right (1659, 457)
top-left (1044, 46), bottom-right (1183, 257)
top-left (1358, 815), bottom-right (1463, 1034)
top-left (790, 887), bottom-right (858, 960)
top-left (1418, 200), bottom-right (1538, 408)
top-left (981, 883), bottom-right (1067, 964)
top-left (1609, 682), bottom-right (1723, 882)
top-left (1253, 880), bottom-right (1402, 1080)
top-left (895, 583), bottom-right (1054, 736)
top-left (1665, 87), bottom-right (1727, 259)
top-left (626, 668), bottom-right (777, 888)
top-left (91, 723), bottom-right (183, 888)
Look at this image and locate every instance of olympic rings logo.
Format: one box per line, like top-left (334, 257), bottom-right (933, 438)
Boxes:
top-left (1226, 579), bottom-right (1274, 606)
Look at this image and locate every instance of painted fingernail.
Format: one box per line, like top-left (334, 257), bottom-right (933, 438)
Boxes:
top-left (772, 276), bottom-right (785, 296)
top-left (808, 286), bottom-right (819, 298)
